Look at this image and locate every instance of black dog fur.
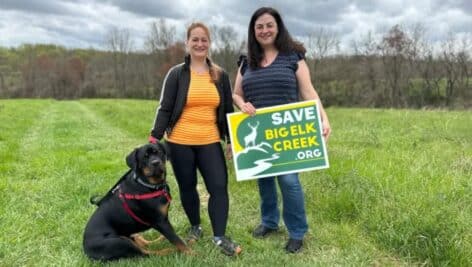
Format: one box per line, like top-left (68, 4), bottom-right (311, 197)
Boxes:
top-left (83, 143), bottom-right (190, 261)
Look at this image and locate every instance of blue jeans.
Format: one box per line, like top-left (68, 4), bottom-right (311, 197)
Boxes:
top-left (257, 173), bottom-right (308, 240)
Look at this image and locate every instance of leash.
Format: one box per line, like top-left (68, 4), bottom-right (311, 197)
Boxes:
top-left (90, 169), bottom-right (132, 206)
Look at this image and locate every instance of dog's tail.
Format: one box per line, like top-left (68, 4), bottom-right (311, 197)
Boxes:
top-left (89, 195), bottom-right (103, 206)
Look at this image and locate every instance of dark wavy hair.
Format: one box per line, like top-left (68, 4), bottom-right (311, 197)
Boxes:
top-left (247, 7), bottom-right (306, 69)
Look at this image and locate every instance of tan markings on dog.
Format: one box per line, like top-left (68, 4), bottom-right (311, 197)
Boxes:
top-left (127, 236), bottom-right (150, 253)
top-left (159, 202), bottom-right (170, 216)
top-left (186, 238), bottom-right (197, 246)
top-left (130, 235), bottom-right (189, 256)
top-left (143, 167), bottom-right (151, 176)
top-left (148, 235), bottom-right (166, 244)
top-left (148, 176), bottom-right (165, 184)
top-left (176, 243), bottom-right (194, 255)
top-left (131, 234), bottom-right (151, 248)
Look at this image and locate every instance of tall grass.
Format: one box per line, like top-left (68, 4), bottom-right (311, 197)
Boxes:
top-left (0, 99), bottom-right (470, 266)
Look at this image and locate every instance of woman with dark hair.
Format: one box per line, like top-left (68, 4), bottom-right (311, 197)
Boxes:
top-left (233, 7), bottom-right (331, 253)
top-left (149, 22), bottom-right (241, 256)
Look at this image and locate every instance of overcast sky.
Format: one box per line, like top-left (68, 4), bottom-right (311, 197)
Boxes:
top-left (1, 0), bottom-right (471, 52)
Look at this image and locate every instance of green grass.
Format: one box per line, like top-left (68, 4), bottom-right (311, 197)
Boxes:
top-left (0, 99), bottom-right (470, 266)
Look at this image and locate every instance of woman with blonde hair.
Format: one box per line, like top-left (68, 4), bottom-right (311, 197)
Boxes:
top-left (149, 22), bottom-right (241, 256)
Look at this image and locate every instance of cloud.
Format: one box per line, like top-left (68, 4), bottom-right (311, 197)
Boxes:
top-left (0, 0), bottom-right (470, 51)
top-left (0, 0), bottom-right (74, 15)
top-left (109, 0), bottom-right (186, 19)
top-left (0, 1), bottom-right (156, 49)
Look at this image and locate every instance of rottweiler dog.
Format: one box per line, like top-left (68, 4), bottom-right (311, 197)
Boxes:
top-left (83, 143), bottom-right (191, 261)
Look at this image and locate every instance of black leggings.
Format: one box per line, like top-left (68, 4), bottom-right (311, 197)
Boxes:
top-left (166, 141), bottom-right (229, 237)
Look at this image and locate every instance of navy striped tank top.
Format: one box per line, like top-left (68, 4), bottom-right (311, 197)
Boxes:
top-left (241, 52), bottom-right (304, 108)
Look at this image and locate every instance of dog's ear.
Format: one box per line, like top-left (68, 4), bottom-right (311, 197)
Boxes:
top-left (157, 141), bottom-right (169, 161)
top-left (126, 148), bottom-right (138, 170)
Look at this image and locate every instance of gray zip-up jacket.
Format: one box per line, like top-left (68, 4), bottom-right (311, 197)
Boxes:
top-left (150, 55), bottom-right (234, 143)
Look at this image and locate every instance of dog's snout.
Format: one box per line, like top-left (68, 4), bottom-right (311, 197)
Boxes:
top-left (151, 158), bottom-right (162, 166)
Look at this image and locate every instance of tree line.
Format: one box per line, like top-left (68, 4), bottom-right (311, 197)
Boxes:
top-left (0, 19), bottom-right (470, 108)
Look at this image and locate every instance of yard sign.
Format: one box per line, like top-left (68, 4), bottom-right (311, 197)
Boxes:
top-left (227, 100), bottom-right (329, 181)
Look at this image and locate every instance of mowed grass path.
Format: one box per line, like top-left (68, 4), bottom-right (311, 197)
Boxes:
top-left (0, 99), bottom-right (470, 266)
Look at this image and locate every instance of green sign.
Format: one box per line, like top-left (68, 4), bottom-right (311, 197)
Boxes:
top-left (227, 100), bottom-right (329, 181)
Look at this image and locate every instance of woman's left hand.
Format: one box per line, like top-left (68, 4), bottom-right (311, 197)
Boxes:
top-left (322, 119), bottom-right (331, 142)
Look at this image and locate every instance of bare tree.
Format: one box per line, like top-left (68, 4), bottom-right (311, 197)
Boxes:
top-left (19, 44), bottom-right (38, 97)
top-left (416, 42), bottom-right (441, 106)
top-left (106, 27), bottom-right (134, 96)
top-left (308, 27), bottom-right (340, 59)
top-left (405, 23), bottom-right (427, 106)
top-left (306, 27), bottom-right (340, 91)
top-left (408, 25), bottom-right (444, 107)
top-left (144, 19), bottom-right (179, 98)
top-left (440, 33), bottom-right (463, 106)
top-left (0, 50), bottom-right (7, 94)
top-left (456, 36), bottom-right (472, 104)
top-left (352, 31), bottom-right (380, 106)
top-left (378, 25), bottom-right (412, 107)
top-left (210, 25), bottom-right (243, 73)
top-left (145, 18), bottom-right (176, 53)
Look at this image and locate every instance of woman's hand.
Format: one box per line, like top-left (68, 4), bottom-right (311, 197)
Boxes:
top-left (225, 143), bottom-right (233, 160)
top-left (322, 119), bottom-right (331, 142)
top-left (240, 102), bottom-right (256, 116)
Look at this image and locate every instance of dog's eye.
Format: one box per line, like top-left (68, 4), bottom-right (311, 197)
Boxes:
top-left (147, 149), bottom-right (157, 155)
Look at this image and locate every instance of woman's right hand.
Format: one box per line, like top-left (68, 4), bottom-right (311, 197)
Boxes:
top-left (148, 135), bottom-right (158, 144)
top-left (240, 102), bottom-right (256, 116)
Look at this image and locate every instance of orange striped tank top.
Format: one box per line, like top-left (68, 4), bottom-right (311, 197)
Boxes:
top-left (167, 70), bottom-right (220, 145)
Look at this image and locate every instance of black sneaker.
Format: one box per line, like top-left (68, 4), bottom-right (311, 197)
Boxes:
top-left (252, 224), bottom-right (278, 238)
top-left (186, 225), bottom-right (202, 243)
top-left (285, 238), bottom-right (303, 253)
top-left (213, 236), bottom-right (242, 256)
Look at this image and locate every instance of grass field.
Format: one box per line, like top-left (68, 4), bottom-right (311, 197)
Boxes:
top-left (0, 99), bottom-right (471, 266)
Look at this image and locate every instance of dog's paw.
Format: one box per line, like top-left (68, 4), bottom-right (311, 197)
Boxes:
top-left (149, 235), bottom-right (166, 244)
top-left (182, 247), bottom-right (196, 256)
top-left (186, 238), bottom-right (198, 246)
top-left (131, 234), bottom-right (152, 248)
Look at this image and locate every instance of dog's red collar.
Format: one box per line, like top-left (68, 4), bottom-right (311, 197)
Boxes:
top-left (121, 189), bottom-right (171, 202)
top-left (118, 187), bottom-right (171, 226)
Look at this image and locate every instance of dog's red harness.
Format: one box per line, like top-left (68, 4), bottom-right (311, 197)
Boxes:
top-left (118, 187), bottom-right (171, 226)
